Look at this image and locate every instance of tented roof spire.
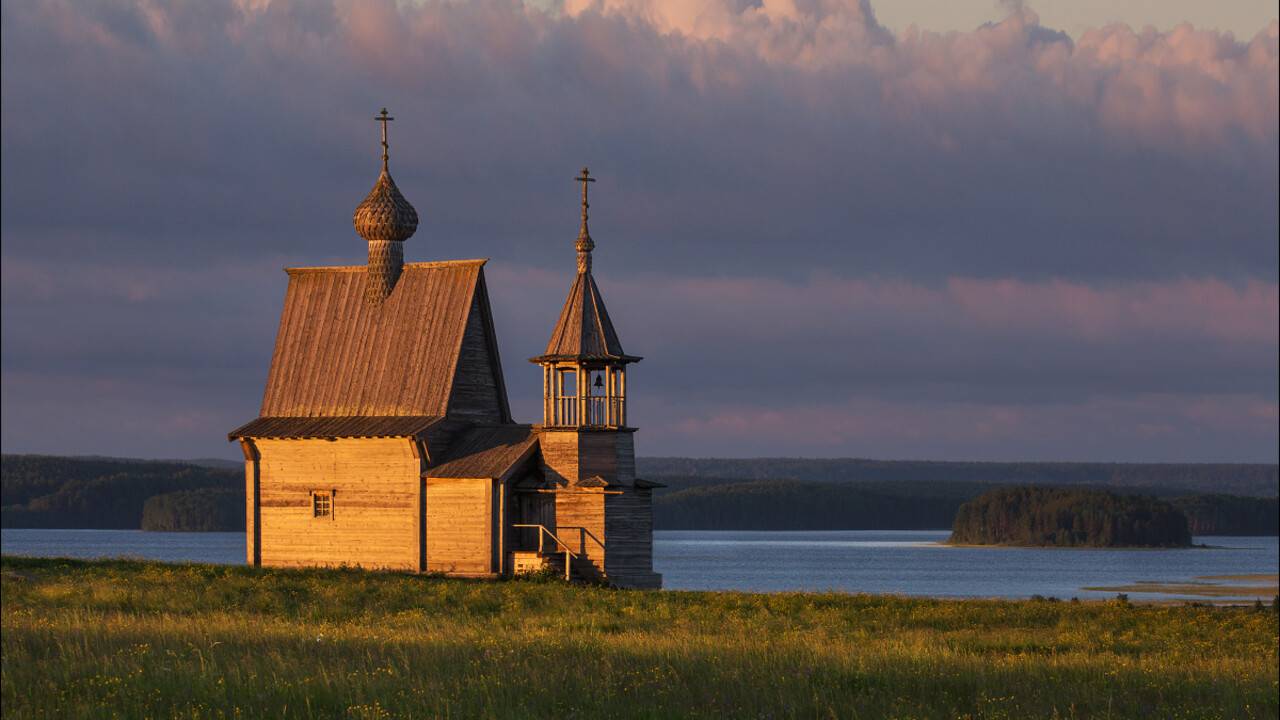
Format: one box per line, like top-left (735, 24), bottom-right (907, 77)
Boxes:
top-left (532, 168), bottom-right (639, 364)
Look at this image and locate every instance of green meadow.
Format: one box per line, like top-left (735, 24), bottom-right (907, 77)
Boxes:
top-left (2, 556), bottom-right (1276, 719)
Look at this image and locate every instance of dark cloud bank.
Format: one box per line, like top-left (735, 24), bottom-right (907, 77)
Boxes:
top-left (1, 0), bottom-right (1276, 462)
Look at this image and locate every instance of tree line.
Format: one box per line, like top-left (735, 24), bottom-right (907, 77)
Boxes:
top-left (2, 455), bottom-right (242, 530)
top-left (3, 454), bottom-right (1277, 535)
top-left (640, 457), bottom-right (1279, 497)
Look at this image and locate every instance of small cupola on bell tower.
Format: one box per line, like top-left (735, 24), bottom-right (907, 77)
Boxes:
top-left (353, 108), bottom-right (419, 304)
top-left (532, 168), bottom-right (641, 428)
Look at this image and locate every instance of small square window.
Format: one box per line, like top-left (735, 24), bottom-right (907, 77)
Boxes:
top-left (312, 491), bottom-right (332, 518)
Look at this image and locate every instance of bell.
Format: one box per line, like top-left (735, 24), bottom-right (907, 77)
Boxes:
top-left (593, 375), bottom-right (604, 388)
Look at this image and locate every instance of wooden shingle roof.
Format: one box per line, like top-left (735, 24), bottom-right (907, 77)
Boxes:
top-left (258, 260), bottom-right (502, 418)
top-left (427, 425), bottom-right (538, 479)
top-left (228, 415), bottom-right (441, 440)
top-left (532, 272), bottom-right (639, 363)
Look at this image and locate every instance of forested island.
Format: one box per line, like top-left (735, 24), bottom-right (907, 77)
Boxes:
top-left (3, 454), bottom-right (1277, 535)
top-left (948, 487), bottom-right (1193, 547)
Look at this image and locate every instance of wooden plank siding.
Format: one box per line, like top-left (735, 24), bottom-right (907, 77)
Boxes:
top-left (425, 478), bottom-right (492, 575)
top-left (537, 431), bottom-right (579, 487)
top-left (255, 438), bottom-right (420, 571)
top-left (605, 488), bottom-right (660, 588)
top-left (240, 440), bottom-right (261, 566)
top-left (580, 431), bottom-right (635, 482)
top-left (535, 429), bottom-right (657, 586)
top-left (537, 430), bottom-right (635, 487)
top-left (446, 271), bottom-right (510, 422)
top-left (554, 489), bottom-right (606, 571)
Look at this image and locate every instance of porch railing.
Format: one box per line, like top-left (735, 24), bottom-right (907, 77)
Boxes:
top-left (511, 524), bottom-right (578, 580)
top-left (556, 525), bottom-right (606, 557)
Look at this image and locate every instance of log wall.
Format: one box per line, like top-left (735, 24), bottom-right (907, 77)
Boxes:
top-left (538, 430), bottom-right (635, 485)
top-left (255, 438), bottom-right (419, 571)
top-left (580, 431), bottom-right (634, 482)
top-left (538, 431), bottom-right (578, 487)
top-left (425, 477), bottom-right (493, 575)
top-left (605, 488), bottom-right (660, 588)
top-left (555, 489), bottom-right (605, 571)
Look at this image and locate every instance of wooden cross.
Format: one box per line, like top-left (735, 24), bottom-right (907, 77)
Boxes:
top-left (376, 108), bottom-right (394, 167)
top-left (576, 166), bottom-right (595, 221)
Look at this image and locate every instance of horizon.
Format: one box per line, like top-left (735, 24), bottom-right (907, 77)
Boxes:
top-left (4, 450), bottom-right (1277, 469)
top-left (2, 0), bottom-right (1277, 463)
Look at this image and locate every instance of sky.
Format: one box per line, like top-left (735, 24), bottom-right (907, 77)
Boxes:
top-left (1, 0), bottom-right (1277, 463)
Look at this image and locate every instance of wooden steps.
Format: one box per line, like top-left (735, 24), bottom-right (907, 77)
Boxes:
top-left (507, 550), bottom-right (604, 583)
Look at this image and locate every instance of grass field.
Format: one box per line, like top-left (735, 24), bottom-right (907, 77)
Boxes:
top-left (2, 556), bottom-right (1277, 719)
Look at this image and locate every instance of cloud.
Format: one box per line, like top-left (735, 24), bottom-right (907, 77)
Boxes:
top-left (649, 393), bottom-right (1279, 462)
top-left (1, 0), bottom-right (1276, 460)
top-left (563, 0), bottom-right (1277, 146)
top-left (487, 268), bottom-right (1279, 409)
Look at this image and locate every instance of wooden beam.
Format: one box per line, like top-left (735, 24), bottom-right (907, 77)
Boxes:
top-left (240, 439), bottom-right (261, 566)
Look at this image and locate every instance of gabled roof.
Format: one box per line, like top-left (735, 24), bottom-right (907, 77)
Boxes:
top-left (257, 260), bottom-right (509, 419)
top-left (228, 415), bottom-right (441, 441)
top-left (427, 425), bottom-right (538, 479)
top-left (533, 272), bottom-right (640, 363)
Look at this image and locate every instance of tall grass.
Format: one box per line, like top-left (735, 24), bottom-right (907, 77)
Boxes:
top-left (2, 556), bottom-right (1276, 719)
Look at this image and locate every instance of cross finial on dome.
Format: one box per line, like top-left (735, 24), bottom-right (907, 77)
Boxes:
top-left (376, 108), bottom-right (394, 170)
top-left (575, 167), bottom-right (596, 274)
top-left (354, 107), bottom-right (417, 304)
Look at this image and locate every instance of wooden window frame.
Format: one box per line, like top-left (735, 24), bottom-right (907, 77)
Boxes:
top-left (312, 489), bottom-right (335, 520)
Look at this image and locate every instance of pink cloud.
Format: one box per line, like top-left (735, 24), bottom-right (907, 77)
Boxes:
top-left (651, 393), bottom-right (1278, 460)
top-left (537, 271), bottom-right (1280, 348)
top-left (565, 0), bottom-right (1277, 147)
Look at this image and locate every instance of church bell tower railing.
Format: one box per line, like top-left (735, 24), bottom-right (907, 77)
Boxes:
top-left (542, 362), bottom-right (626, 428)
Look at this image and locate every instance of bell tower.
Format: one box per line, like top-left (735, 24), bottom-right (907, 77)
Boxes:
top-left (534, 168), bottom-right (640, 430)
top-left (530, 168), bottom-right (660, 588)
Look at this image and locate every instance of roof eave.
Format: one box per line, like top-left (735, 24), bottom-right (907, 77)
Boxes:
top-left (227, 415), bottom-right (444, 442)
top-left (527, 353), bottom-right (643, 364)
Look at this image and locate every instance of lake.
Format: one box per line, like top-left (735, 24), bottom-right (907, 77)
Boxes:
top-left (3, 528), bottom-right (1275, 602)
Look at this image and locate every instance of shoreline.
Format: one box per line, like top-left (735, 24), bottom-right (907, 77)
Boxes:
top-left (940, 541), bottom-right (1247, 550)
top-left (3, 554), bottom-right (1275, 606)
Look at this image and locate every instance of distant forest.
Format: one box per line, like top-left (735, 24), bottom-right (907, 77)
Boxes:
top-left (948, 487), bottom-right (1192, 547)
top-left (2, 454), bottom-right (1277, 535)
top-left (2, 455), bottom-right (242, 531)
top-left (639, 457), bottom-right (1279, 497)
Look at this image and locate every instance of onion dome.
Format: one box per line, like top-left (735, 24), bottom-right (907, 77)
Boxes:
top-left (353, 109), bottom-right (418, 244)
top-left (354, 169), bottom-right (418, 242)
top-left (355, 108), bottom-right (418, 304)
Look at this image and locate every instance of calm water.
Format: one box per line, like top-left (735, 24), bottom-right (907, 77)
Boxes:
top-left (3, 529), bottom-right (1276, 601)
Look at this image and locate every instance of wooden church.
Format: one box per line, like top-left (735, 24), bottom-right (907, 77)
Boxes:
top-left (229, 110), bottom-right (661, 589)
